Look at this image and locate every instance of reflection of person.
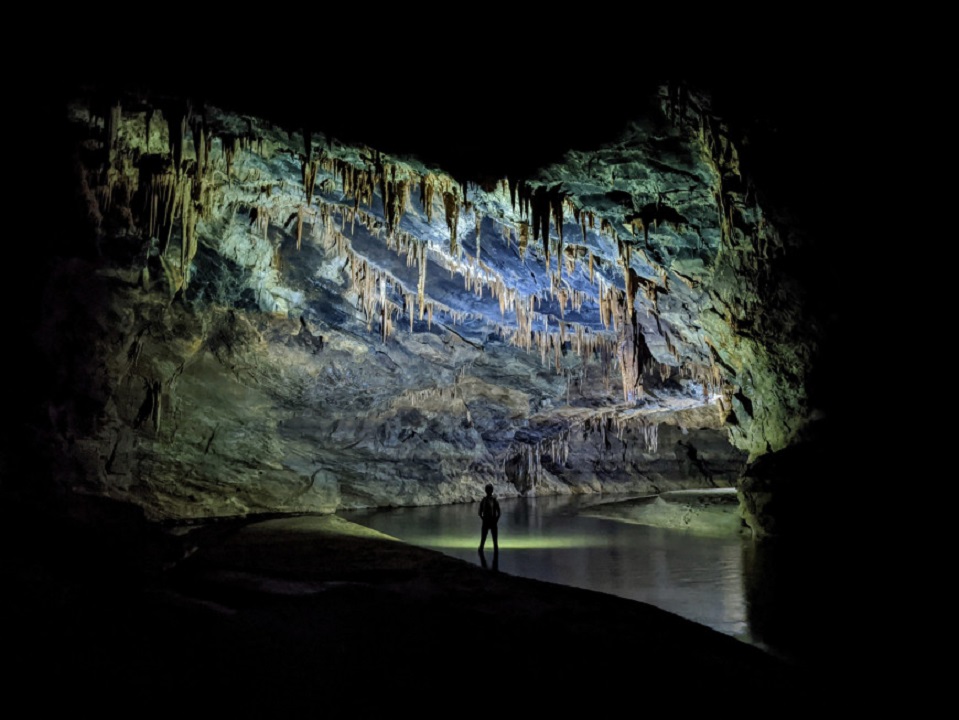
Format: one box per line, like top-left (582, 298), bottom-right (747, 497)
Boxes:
top-left (478, 483), bottom-right (501, 554)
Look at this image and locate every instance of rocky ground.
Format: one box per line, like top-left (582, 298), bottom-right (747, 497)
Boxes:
top-left (581, 488), bottom-right (746, 536)
top-left (3, 494), bottom-right (855, 713)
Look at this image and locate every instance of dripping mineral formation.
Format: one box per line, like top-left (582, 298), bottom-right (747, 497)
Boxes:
top-left (25, 79), bottom-right (849, 541)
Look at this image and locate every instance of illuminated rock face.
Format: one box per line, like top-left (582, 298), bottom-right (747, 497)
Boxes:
top-left (33, 81), bottom-right (834, 528)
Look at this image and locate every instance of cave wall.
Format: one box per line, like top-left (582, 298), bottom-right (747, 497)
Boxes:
top-left (35, 254), bottom-right (745, 520)
top-left (16, 81), bottom-right (829, 532)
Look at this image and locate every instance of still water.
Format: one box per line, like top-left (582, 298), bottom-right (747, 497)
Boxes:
top-left (342, 494), bottom-right (778, 655)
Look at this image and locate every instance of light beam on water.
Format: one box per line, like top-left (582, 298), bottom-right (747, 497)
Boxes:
top-left (341, 493), bottom-right (756, 648)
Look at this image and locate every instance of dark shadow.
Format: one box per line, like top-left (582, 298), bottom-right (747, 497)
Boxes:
top-left (477, 547), bottom-right (499, 573)
top-left (742, 531), bottom-right (869, 683)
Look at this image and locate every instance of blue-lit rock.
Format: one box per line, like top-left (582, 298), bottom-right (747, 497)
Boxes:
top-left (37, 82), bottom-right (831, 531)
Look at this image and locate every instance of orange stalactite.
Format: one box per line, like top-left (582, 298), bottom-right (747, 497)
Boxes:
top-left (443, 190), bottom-right (460, 255)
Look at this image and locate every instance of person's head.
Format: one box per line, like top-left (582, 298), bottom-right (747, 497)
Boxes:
top-left (485, 483), bottom-right (494, 496)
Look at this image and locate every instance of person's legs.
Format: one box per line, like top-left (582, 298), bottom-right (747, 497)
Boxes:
top-left (479, 524), bottom-right (489, 551)
top-left (491, 524), bottom-right (498, 552)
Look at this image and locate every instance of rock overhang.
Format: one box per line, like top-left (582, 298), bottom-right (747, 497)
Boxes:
top-left (30, 75), bottom-right (839, 520)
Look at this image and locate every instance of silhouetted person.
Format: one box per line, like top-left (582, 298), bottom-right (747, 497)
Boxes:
top-left (478, 483), bottom-right (501, 559)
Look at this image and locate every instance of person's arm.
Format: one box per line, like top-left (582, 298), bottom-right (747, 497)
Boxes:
top-left (494, 499), bottom-right (501, 521)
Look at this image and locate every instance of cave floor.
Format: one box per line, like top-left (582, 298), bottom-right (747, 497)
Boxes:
top-left (4, 511), bottom-right (848, 712)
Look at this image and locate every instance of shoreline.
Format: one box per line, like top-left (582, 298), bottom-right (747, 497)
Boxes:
top-left (5, 507), bottom-right (842, 711)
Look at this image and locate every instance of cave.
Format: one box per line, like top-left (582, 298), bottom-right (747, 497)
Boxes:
top-left (4, 67), bottom-right (878, 711)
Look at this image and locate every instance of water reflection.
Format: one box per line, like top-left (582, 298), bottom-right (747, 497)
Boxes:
top-left (341, 494), bottom-right (755, 648)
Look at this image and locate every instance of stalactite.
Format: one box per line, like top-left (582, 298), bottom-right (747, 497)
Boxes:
top-left (222, 135), bottom-right (239, 180)
top-left (405, 291), bottom-right (415, 332)
top-left (554, 282), bottom-right (567, 320)
top-left (520, 180), bottom-right (532, 221)
top-left (253, 204), bottom-right (271, 239)
top-left (378, 158), bottom-right (391, 231)
top-left (192, 120), bottom-right (212, 181)
top-left (417, 241), bottom-right (428, 320)
top-left (530, 186), bottom-right (552, 268)
top-left (400, 382), bottom-right (463, 409)
top-left (570, 288), bottom-right (586, 313)
top-left (180, 187), bottom-right (198, 287)
top-left (506, 427), bottom-right (571, 491)
top-left (273, 239), bottom-right (282, 272)
top-left (475, 213), bottom-right (482, 264)
top-left (598, 277), bottom-right (613, 330)
top-left (171, 113), bottom-right (188, 172)
top-left (623, 266), bottom-right (639, 320)
top-left (507, 176), bottom-right (518, 212)
top-left (380, 275), bottom-right (389, 343)
top-left (514, 298), bottom-right (531, 352)
top-left (517, 222), bottom-right (529, 260)
top-left (641, 419), bottom-right (659, 453)
top-left (550, 188), bottom-right (565, 278)
top-left (420, 172), bottom-right (436, 223)
top-left (496, 282), bottom-right (515, 318)
top-left (659, 363), bottom-right (671, 383)
top-left (600, 218), bottom-right (617, 242)
top-left (443, 190), bottom-right (460, 255)
top-left (393, 177), bottom-right (410, 234)
top-left (159, 254), bottom-right (183, 298)
top-left (540, 317), bottom-right (549, 366)
top-left (106, 102), bottom-right (122, 163)
top-left (679, 360), bottom-right (724, 400)
top-left (302, 156), bottom-right (319, 205)
top-left (379, 160), bottom-right (410, 237)
top-left (617, 307), bottom-right (652, 404)
top-left (79, 110), bottom-right (661, 374)
top-left (599, 339), bottom-right (615, 394)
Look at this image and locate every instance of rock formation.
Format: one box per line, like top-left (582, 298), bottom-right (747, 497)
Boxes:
top-left (11, 75), bottom-right (852, 541)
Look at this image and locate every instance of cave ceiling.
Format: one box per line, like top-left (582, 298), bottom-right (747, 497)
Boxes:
top-left (35, 73), bottom-right (844, 519)
top-left (71, 80), bottom-right (730, 391)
